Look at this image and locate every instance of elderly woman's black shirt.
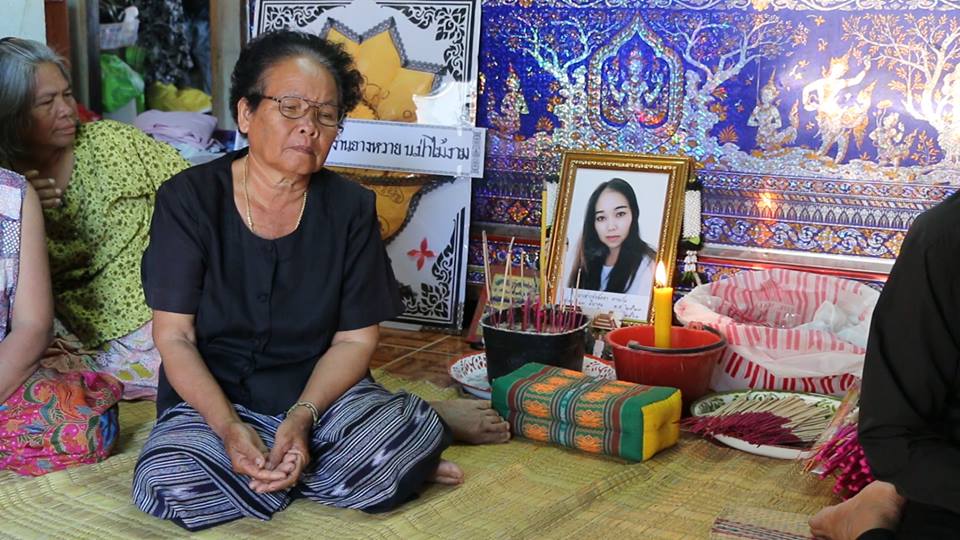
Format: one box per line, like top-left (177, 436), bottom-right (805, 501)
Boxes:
top-left (142, 150), bottom-right (403, 417)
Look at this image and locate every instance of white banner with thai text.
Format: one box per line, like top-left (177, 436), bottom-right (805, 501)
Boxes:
top-left (327, 119), bottom-right (485, 178)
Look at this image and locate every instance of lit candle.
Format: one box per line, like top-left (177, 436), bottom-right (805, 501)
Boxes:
top-left (653, 261), bottom-right (673, 348)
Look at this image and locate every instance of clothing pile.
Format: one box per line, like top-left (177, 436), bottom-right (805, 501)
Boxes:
top-left (134, 110), bottom-right (224, 164)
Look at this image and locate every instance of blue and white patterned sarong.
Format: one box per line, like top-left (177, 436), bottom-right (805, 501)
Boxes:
top-left (132, 378), bottom-right (449, 531)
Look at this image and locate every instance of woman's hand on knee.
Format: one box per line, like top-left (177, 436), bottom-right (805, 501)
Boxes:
top-left (222, 421), bottom-right (287, 483)
top-left (250, 413), bottom-right (312, 493)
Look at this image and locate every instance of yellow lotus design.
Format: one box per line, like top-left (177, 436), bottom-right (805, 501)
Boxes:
top-left (326, 28), bottom-right (439, 241)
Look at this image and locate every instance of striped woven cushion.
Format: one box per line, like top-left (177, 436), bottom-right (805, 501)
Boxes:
top-left (492, 363), bottom-right (681, 461)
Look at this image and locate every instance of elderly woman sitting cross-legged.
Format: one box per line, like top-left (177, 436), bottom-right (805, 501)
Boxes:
top-left (131, 30), bottom-right (508, 531)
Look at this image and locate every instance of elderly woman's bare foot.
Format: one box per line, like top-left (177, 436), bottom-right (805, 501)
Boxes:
top-left (809, 481), bottom-right (904, 540)
top-left (431, 399), bottom-right (511, 444)
top-left (429, 459), bottom-right (464, 485)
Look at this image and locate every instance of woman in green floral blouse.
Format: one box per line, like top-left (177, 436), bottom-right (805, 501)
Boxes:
top-left (0, 37), bottom-right (189, 399)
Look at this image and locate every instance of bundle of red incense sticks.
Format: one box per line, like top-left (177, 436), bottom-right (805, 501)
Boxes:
top-left (682, 394), bottom-right (833, 448)
top-left (802, 381), bottom-right (873, 499)
top-left (484, 299), bottom-right (587, 334)
top-left (481, 232), bottom-right (586, 334)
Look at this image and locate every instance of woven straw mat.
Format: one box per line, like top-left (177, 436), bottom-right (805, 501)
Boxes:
top-left (0, 371), bottom-right (837, 539)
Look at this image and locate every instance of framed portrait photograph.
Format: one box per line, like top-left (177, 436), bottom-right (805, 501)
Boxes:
top-left (546, 150), bottom-right (692, 323)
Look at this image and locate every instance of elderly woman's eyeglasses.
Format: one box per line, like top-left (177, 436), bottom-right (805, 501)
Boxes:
top-left (260, 95), bottom-right (342, 128)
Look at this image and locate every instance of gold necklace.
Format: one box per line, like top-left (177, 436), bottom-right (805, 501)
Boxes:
top-left (242, 156), bottom-right (308, 234)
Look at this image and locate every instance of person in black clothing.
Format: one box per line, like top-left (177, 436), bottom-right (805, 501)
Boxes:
top-left (131, 30), bottom-right (507, 531)
top-left (810, 192), bottom-right (960, 539)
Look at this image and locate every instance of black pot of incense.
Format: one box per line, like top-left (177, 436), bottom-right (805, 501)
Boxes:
top-left (481, 305), bottom-right (589, 384)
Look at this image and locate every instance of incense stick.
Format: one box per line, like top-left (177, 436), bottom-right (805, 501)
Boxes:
top-left (520, 252), bottom-right (528, 332)
top-left (573, 268), bottom-right (582, 317)
top-left (519, 250), bottom-right (526, 288)
top-left (499, 236), bottom-right (515, 311)
top-left (481, 230), bottom-right (492, 301)
top-left (553, 238), bottom-right (568, 308)
top-left (481, 230), bottom-right (498, 327)
top-left (539, 188), bottom-right (548, 300)
top-left (682, 394), bottom-right (833, 448)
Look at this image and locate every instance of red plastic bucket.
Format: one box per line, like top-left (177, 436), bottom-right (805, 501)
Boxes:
top-left (605, 324), bottom-right (726, 409)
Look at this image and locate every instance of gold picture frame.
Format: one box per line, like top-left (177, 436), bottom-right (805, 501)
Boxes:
top-left (546, 150), bottom-right (692, 323)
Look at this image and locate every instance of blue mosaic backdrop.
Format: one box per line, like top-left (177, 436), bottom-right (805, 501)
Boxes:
top-left (472, 0), bottom-right (960, 284)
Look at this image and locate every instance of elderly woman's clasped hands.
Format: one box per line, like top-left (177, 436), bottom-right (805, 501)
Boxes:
top-left (224, 416), bottom-right (309, 493)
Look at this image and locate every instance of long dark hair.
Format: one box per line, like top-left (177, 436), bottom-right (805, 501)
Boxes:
top-left (568, 178), bottom-right (655, 293)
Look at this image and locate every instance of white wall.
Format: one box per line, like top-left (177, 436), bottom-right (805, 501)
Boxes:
top-left (1, 0), bottom-right (47, 42)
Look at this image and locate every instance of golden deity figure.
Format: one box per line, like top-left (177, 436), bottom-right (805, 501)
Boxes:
top-left (607, 47), bottom-right (667, 126)
top-left (487, 65), bottom-right (529, 136)
top-left (869, 107), bottom-right (911, 168)
top-left (802, 52), bottom-right (875, 163)
top-left (747, 71), bottom-right (799, 153)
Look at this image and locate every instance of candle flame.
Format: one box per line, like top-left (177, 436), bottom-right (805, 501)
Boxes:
top-left (655, 261), bottom-right (668, 287)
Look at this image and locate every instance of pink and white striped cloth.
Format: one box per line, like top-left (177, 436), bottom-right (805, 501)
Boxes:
top-left (674, 269), bottom-right (879, 396)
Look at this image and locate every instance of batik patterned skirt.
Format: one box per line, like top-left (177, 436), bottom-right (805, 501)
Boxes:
top-left (0, 344), bottom-right (123, 476)
top-left (132, 378), bottom-right (450, 531)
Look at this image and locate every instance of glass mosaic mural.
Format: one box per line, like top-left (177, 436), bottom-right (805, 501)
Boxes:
top-left (475, 0), bottom-right (960, 283)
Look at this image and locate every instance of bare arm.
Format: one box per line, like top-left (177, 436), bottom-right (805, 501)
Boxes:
top-left (297, 324), bottom-right (378, 415)
top-left (849, 60), bottom-right (871, 87)
top-left (152, 309), bottom-right (286, 483)
top-left (151, 310), bottom-right (238, 434)
top-left (0, 185), bottom-right (53, 402)
top-left (268, 323), bottom-right (379, 445)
